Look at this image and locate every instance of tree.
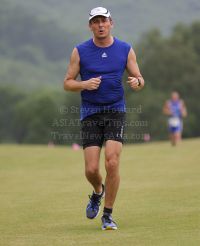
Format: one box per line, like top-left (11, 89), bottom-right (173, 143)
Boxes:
top-left (0, 85), bottom-right (26, 142)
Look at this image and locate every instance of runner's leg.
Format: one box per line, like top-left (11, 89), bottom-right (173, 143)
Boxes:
top-left (174, 131), bottom-right (181, 146)
top-left (104, 140), bottom-right (122, 209)
top-left (170, 133), bottom-right (175, 146)
top-left (84, 146), bottom-right (103, 194)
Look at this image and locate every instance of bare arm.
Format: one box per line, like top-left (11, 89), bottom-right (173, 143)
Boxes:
top-left (126, 48), bottom-right (144, 91)
top-left (163, 100), bottom-right (173, 116)
top-left (181, 100), bottom-right (187, 117)
top-left (63, 48), bottom-right (101, 92)
top-left (63, 48), bottom-right (83, 92)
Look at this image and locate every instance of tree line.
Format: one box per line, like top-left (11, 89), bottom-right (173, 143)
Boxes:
top-left (0, 0), bottom-right (80, 90)
top-left (0, 0), bottom-right (199, 144)
top-left (1, 20), bottom-right (200, 145)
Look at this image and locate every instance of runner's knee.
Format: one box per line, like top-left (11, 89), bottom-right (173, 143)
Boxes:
top-left (85, 165), bottom-right (99, 177)
top-left (105, 157), bottom-right (119, 174)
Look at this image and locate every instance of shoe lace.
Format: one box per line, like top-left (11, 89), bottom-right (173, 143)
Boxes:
top-left (88, 194), bottom-right (101, 209)
top-left (104, 215), bottom-right (116, 224)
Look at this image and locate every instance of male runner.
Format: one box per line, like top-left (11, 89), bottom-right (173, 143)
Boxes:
top-left (163, 92), bottom-right (187, 146)
top-left (63, 7), bottom-right (144, 230)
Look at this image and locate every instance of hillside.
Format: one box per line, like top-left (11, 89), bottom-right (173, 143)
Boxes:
top-left (1, 0), bottom-right (200, 90)
top-left (0, 0), bottom-right (79, 90)
top-left (10, 0), bottom-right (200, 43)
top-left (1, 0), bottom-right (200, 142)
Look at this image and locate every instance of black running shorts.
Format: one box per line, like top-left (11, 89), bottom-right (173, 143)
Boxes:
top-left (81, 110), bottom-right (126, 149)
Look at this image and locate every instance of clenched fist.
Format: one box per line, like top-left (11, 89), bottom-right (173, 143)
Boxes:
top-left (127, 77), bottom-right (141, 91)
top-left (83, 76), bottom-right (102, 90)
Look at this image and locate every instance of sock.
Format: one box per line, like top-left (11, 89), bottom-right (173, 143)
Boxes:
top-left (94, 185), bottom-right (103, 195)
top-left (94, 190), bottom-right (102, 195)
top-left (103, 207), bottom-right (112, 215)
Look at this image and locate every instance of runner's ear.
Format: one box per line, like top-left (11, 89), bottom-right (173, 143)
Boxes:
top-left (110, 21), bottom-right (114, 29)
top-left (88, 23), bottom-right (92, 31)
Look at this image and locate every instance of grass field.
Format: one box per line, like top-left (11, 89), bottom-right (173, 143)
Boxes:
top-left (0, 138), bottom-right (200, 246)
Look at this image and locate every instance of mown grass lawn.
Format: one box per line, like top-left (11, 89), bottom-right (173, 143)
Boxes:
top-left (0, 138), bottom-right (199, 246)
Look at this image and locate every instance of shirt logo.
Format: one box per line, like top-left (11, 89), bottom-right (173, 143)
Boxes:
top-left (102, 52), bottom-right (107, 58)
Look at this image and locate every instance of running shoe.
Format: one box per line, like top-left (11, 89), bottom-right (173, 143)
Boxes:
top-left (86, 184), bottom-right (105, 219)
top-left (101, 214), bottom-right (117, 230)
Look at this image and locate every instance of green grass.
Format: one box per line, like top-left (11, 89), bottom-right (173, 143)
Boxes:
top-left (0, 138), bottom-right (200, 246)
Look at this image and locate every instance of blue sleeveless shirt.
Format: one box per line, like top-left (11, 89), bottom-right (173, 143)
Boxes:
top-left (169, 100), bottom-right (181, 118)
top-left (76, 38), bottom-right (131, 120)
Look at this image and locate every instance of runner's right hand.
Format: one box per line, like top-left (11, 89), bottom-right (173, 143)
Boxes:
top-left (83, 76), bottom-right (102, 90)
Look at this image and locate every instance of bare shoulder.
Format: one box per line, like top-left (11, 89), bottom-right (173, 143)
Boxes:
top-left (65, 47), bottom-right (80, 80)
top-left (180, 99), bottom-right (186, 106)
top-left (166, 100), bottom-right (170, 105)
top-left (164, 100), bottom-right (170, 108)
top-left (127, 48), bottom-right (136, 61)
top-left (70, 47), bottom-right (80, 63)
top-left (126, 47), bottom-right (142, 78)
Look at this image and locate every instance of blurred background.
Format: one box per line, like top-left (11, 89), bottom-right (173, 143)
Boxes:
top-left (0, 0), bottom-right (200, 145)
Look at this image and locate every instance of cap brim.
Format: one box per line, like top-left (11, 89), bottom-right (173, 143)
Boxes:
top-left (89, 13), bottom-right (110, 21)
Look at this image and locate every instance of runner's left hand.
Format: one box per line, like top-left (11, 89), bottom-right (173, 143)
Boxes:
top-left (127, 77), bottom-right (140, 90)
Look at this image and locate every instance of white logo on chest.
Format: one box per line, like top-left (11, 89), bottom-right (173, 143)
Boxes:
top-left (102, 52), bottom-right (107, 58)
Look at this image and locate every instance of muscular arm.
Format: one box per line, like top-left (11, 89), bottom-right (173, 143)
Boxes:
top-left (126, 48), bottom-right (144, 91)
top-left (63, 48), bottom-right (83, 92)
top-left (163, 100), bottom-right (173, 116)
top-left (181, 100), bottom-right (187, 117)
top-left (63, 48), bottom-right (101, 92)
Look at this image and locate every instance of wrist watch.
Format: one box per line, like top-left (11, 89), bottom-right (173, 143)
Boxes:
top-left (138, 78), bottom-right (141, 86)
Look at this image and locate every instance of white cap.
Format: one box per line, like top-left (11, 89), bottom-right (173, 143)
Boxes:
top-left (89, 7), bottom-right (111, 21)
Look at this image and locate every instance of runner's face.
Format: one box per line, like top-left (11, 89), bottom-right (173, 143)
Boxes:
top-left (89, 16), bottom-right (113, 39)
top-left (171, 92), bottom-right (179, 102)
